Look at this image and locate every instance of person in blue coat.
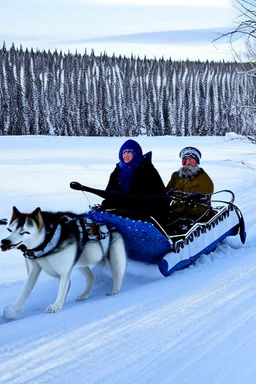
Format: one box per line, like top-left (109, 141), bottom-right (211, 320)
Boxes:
top-left (101, 139), bottom-right (168, 224)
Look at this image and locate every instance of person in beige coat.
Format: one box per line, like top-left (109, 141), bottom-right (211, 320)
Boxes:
top-left (166, 146), bottom-right (214, 221)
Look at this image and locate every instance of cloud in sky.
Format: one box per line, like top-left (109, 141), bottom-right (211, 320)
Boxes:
top-left (40, 0), bottom-right (232, 6)
top-left (1, 0), bottom-right (239, 61)
top-left (62, 28), bottom-right (230, 45)
top-left (1, 3), bottom-right (237, 37)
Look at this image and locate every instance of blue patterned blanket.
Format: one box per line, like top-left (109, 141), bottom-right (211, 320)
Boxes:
top-left (84, 209), bottom-right (173, 264)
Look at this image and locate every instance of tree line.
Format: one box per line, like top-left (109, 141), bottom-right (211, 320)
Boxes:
top-left (0, 43), bottom-right (255, 136)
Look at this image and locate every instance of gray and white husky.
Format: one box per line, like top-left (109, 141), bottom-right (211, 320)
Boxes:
top-left (1, 206), bottom-right (126, 319)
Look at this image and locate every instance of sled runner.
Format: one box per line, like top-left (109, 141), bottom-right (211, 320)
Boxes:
top-left (70, 182), bottom-right (246, 277)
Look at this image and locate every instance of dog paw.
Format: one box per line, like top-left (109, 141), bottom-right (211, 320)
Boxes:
top-left (45, 304), bottom-right (62, 313)
top-left (3, 304), bottom-right (21, 319)
top-left (76, 294), bottom-right (88, 301)
top-left (106, 289), bottom-right (119, 296)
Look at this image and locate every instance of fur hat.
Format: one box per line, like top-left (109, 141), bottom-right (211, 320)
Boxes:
top-left (179, 146), bottom-right (201, 164)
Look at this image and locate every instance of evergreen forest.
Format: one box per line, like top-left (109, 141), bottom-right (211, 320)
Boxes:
top-left (0, 43), bottom-right (255, 136)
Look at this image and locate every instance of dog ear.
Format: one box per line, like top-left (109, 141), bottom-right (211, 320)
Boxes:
top-left (31, 207), bottom-right (41, 216)
top-left (31, 208), bottom-right (44, 231)
top-left (13, 206), bottom-right (21, 216)
top-left (9, 206), bottom-right (21, 224)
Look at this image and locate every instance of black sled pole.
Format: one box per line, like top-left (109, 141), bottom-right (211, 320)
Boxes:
top-left (70, 181), bottom-right (170, 205)
top-left (70, 181), bottom-right (213, 206)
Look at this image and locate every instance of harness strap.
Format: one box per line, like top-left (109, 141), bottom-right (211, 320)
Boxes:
top-left (22, 214), bottom-right (110, 259)
top-left (84, 217), bottom-right (109, 240)
top-left (23, 223), bottom-right (62, 259)
top-left (70, 217), bottom-right (87, 262)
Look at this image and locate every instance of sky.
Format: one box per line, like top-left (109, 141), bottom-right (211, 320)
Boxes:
top-left (1, 0), bottom-right (243, 61)
top-left (0, 133), bottom-right (256, 383)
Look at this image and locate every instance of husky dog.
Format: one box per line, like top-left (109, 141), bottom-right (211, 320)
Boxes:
top-left (1, 206), bottom-right (126, 319)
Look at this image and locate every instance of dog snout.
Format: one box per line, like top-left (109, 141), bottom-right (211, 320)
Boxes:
top-left (1, 238), bottom-right (10, 245)
top-left (1, 238), bottom-right (11, 251)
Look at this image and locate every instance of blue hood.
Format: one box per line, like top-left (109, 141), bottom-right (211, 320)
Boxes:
top-left (118, 139), bottom-right (143, 163)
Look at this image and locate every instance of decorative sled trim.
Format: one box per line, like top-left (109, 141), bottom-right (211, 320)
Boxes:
top-left (158, 206), bottom-right (240, 277)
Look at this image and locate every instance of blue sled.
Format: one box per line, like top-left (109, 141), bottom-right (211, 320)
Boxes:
top-left (84, 204), bottom-right (246, 277)
top-left (70, 182), bottom-right (246, 277)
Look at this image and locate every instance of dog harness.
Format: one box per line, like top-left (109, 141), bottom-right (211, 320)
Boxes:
top-left (20, 215), bottom-right (109, 259)
top-left (20, 215), bottom-right (87, 259)
top-left (21, 223), bottom-right (62, 259)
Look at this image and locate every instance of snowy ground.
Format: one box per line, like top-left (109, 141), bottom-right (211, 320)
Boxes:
top-left (0, 134), bottom-right (255, 384)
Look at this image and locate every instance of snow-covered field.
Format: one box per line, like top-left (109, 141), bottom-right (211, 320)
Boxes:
top-left (0, 134), bottom-right (255, 384)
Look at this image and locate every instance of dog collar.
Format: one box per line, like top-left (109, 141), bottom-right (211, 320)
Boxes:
top-left (22, 223), bottom-right (62, 259)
